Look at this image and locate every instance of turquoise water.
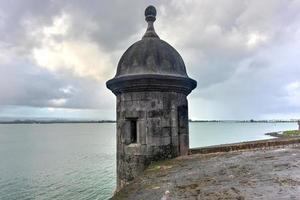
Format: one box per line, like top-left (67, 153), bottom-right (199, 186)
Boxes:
top-left (0, 122), bottom-right (297, 200)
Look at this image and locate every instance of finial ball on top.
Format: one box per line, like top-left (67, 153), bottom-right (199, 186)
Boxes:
top-left (145, 5), bottom-right (156, 22)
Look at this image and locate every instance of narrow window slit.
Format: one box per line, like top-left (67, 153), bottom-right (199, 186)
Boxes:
top-left (130, 119), bottom-right (137, 143)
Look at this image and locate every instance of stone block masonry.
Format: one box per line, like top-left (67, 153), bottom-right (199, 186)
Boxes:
top-left (116, 91), bottom-right (189, 189)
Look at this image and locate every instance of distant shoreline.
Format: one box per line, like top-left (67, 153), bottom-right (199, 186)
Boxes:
top-left (189, 120), bottom-right (297, 123)
top-left (0, 120), bottom-right (116, 124)
top-left (0, 119), bottom-right (297, 124)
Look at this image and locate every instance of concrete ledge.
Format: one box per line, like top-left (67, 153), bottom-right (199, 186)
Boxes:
top-left (189, 137), bottom-right (300, 154)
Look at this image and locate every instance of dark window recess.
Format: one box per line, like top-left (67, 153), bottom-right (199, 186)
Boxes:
top-left (130, 119), bottom-right (137, 143)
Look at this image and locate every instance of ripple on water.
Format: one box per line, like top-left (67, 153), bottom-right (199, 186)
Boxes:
top-left (3, 123), bottom-right (293, 199)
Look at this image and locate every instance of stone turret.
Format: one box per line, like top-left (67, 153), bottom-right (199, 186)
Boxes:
top-left (106, 5), bottom-right (197, 190)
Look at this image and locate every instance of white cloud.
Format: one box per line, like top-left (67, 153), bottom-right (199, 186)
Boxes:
top-left (32, 40), bottom-right (113, 80)
top-left (43, 14), bottom-right (70, 36)
top-left (59, 85), bottom-right (75, 94)
top-left (49, 98), bottom-right (67, 107)
top-left (31, 13), bottom-right (114, 81)
top-left (246, 32), bottom-right (268, 48)
top-left (285, 81), bottom-right (300, 107)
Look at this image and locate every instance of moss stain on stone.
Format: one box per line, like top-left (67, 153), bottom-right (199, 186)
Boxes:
top-left (283, 130), bottom-right (300, 136)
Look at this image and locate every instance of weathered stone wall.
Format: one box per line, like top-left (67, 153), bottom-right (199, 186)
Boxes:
top-left (189, 137), bottom-right (300, 154)
top-left (112, 141), bottom-right (300, 200)
top-left (116, 91), bottom-right (189, 189)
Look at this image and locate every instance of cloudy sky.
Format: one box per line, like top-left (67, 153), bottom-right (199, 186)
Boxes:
top-left (0, 0), bottom-right (299, 120)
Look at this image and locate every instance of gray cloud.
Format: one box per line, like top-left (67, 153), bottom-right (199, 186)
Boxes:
top-left (0, 0), bottom-right (299, 119)
top-left (0, 60), bottom-right (113, 109)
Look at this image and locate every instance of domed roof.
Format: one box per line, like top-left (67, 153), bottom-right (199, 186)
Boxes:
top-left (107, 5), bottom-right (196, 95)
top-left (116, 38), bottom-right (188, 78)
top-left (115, 5), bottom-right (188, 78)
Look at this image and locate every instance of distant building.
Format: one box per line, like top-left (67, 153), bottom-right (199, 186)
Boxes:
top-left (298, 120), bottom-right (300, 130)
top-left (106, 5), bottom-right (197, 190)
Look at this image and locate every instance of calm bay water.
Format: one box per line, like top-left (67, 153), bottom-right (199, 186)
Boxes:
top-left (0, 122), bottom-right (297, 200)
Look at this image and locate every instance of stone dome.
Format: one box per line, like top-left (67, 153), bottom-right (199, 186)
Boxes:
top-left (107, 5), bottom-right (196, 95)
top-left (115, 6), bottom-right (188, 78)
top-left (115, 38), bottom-right (188, 78)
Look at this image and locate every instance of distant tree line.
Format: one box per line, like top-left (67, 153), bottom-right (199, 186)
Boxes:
top-left (0, 120), bottom-right (116, 124)
top-left (188, 119), bottom-right (298, 123)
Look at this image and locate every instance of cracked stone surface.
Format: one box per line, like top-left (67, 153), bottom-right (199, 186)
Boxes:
top-left (112, 145), bottom-right (300, 200)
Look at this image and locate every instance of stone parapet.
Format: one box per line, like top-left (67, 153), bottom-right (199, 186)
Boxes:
top-left (189, 137), bottom-right (300, 154)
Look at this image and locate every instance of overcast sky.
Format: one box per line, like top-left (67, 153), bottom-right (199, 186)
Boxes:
top-left (0, 0), bottom-right (299, 120)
